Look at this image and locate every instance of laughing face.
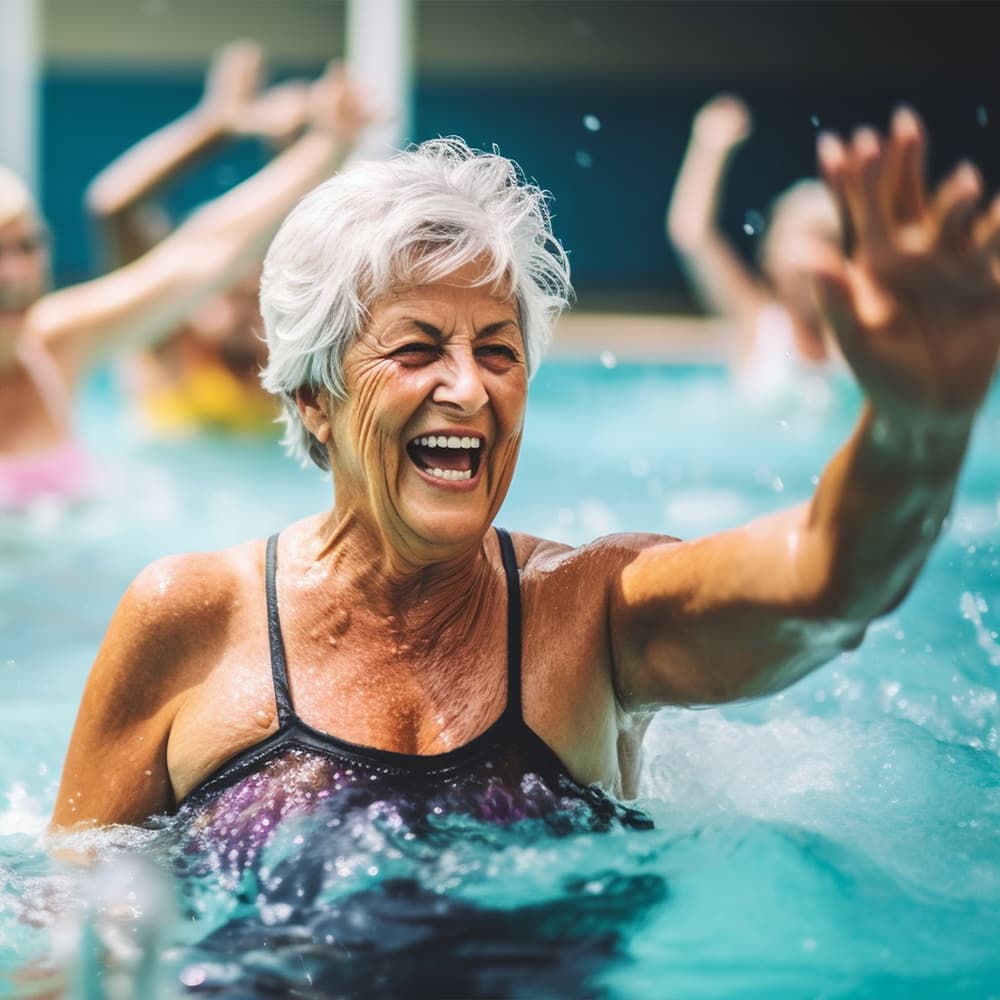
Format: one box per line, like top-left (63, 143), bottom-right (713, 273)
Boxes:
top-left (301, 262), bottom-right (527, 563)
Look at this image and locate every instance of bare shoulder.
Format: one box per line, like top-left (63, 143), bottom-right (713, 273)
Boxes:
top-left (513, 530), bottom-right (681, 583)
top-left (99, 537), bottom-right (266, 694)
top-left (123, 538), bottom-right (259, 626)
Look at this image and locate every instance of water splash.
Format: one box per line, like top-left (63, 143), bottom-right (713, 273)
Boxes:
top-left (960, 591), bottom-right (1000, 666)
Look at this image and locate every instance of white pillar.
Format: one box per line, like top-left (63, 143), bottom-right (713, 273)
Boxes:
top-left (0, 0), bottom-right (41, 195)
top-left (345, 0), bottom-right (414, 159)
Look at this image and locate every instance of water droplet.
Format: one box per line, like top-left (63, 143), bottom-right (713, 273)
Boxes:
top-left (181, 966), bottom-right (208, 987)
top-left (810, 114), bottom-right (821, 128)
top-left (582, 114), bottom-right (601, 132)
top-left (575, 150), bottom-right (593, 168)
top-left (977, 105), bottom-right (989, 127)
top-left (599, 350), bottom-right (617, 368)
top-left (743, 209), bottom-right (764, 236)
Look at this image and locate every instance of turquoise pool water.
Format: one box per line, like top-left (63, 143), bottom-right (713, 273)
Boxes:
top-left (1, 360), bottom-right (998, 998)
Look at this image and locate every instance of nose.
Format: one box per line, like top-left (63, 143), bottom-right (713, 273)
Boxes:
top-left (431, 347), bottom-right (488, 415)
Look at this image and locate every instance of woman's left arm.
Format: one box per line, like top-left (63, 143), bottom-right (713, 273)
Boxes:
top-left (611, 108), bottom-right (1000, 709)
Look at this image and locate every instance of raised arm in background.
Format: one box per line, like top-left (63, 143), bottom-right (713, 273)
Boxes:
top-left (666, 94), bottom-right (766, 331)
top-left (26, 60), bottom-right (371, 390)
top-left (85, 39), bottom-right (312, 268)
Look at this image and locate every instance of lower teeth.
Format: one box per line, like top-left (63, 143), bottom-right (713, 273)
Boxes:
top-left (430, 468), bottom-right (471, 481)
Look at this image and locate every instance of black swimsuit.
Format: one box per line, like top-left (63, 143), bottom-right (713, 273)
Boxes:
top-left (175, 527), bottom-right (650, 870)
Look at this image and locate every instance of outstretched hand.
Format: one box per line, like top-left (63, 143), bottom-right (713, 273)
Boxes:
top-left (809, 108), bottom-right (1000, 423)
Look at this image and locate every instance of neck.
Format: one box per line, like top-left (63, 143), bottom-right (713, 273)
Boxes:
top-left (313, 508), bottom-right (493, 603)
top-left (0, 326), bottom-right (24, 371)
top-left (285, 510), bottom-right (506, 684)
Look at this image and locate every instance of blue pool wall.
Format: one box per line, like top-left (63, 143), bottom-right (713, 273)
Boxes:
top-left (41, 70), bottom-right (1000, 306)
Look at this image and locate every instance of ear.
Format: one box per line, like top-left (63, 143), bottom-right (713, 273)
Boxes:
top-left (296, 386), bottom-right (333, 445)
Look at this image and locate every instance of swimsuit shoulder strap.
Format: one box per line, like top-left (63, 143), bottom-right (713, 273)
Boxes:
top-left (493, 526), bottom-right (524, 723)
top-left (265, 533), bottom-right (295, 725)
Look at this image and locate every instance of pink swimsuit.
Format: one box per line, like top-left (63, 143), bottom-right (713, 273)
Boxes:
top-left (0, 341), bottom-right (93, 509)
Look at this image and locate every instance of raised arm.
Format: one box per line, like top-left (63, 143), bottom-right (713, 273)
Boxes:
top-left (29, 63), bottom-right (371, 384)
top-left (86, 40), bottom-right (269, 267)
top-left (666, 94), bottom-right (767, 329)
top-left (616, 108), bottom-right (1000, 709)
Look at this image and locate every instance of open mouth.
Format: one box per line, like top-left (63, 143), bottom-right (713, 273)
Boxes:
top-left (406, 433), bottom-right (483, 483)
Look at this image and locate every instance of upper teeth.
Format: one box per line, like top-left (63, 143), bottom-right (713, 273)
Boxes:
top-left (417, 436), bottom-right (481, 449)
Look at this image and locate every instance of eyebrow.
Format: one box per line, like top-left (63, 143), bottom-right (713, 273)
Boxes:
top-left (410, 319), bottom-right (519, 340)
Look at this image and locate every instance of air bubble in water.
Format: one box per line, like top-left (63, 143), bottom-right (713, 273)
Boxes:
top-left (583, 114), bottom-right (601, 132)
top-left (600, 350), bottom-right (617, 368)
top-left (810, 115), bottom-right (820, 128)
top-left (575, 150), bottom-right (593, 168)
top-left (976, 105), bottom-right (988, 127)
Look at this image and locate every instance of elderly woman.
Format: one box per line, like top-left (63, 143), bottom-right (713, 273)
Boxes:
top-left (52, 110), bottom-right (999, 843)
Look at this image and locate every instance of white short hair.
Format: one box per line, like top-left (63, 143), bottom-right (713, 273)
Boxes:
top-left (759, 178), bottom-right (841, 273)
top-left (259, 138), bottom-right (573, 469)
top-left (0, 164), bottom-right (35, 228)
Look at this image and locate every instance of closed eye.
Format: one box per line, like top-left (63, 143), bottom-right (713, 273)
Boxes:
top-left (476, 344), bottom-right (520, 370)
top-left (391, 343), bottom-right (440, 366)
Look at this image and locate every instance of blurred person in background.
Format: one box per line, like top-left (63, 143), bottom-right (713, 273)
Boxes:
top-left (0, 54), bottom-right (370, 510)
top-left (667, 94), bottom-right (842, 403)
top-left (87, 41), bottom-right (372, 437)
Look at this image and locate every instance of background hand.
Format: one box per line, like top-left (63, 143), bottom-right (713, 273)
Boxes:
top-left (306, 62), bottom-right (380, 149)
top-left (691, 94), bottom-right (753, 152)
top-left (199, 40), bottom-right (265, 136)
top-left (247, 80), bottom-right (312, 148)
